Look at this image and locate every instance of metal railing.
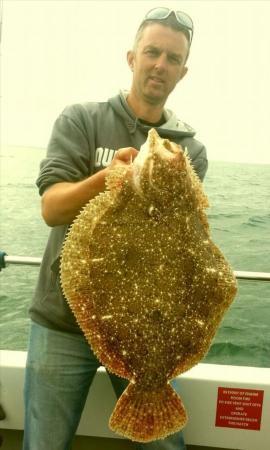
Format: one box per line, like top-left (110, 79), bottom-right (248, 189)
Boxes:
top-left (3, 255), bottom-right (42, 267)
top-left (234, 271), bottom-right (270, 282)
top-left (1, 253), bottom-right (270, 282)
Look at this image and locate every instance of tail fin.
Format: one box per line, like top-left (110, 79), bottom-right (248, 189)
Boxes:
top-left (109, 382), bottom-right (187, 442)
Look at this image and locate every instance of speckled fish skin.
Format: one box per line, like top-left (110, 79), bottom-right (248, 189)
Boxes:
top-left (60, 128), bottom-right (237, 442)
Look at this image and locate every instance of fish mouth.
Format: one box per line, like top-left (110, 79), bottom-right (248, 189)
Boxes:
top-left (162, 139), bottom-right (180, 157)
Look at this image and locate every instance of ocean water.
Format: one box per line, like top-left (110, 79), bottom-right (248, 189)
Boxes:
top-left (0, 146), bottom-right (269, 368)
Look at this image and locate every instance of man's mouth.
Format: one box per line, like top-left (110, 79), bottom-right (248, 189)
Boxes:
top-left (149, 76), bottom-right (165, 85)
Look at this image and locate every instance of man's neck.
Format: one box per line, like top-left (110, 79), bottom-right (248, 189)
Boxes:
top-left (126, 91), bottom-right (164, 124)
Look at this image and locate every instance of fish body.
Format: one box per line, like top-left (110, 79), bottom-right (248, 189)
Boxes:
top-left (60, 128), bottom-right (237, 442)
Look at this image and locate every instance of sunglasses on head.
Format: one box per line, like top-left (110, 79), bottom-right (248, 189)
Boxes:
top-left (143, 7), bottom-right (194, 44)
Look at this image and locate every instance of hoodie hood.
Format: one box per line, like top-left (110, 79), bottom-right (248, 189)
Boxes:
top-left (108, 91), bottom-right (196, 139)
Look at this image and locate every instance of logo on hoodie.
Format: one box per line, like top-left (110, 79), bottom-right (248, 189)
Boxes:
top-left (95, 147), bottom-right (116, 168)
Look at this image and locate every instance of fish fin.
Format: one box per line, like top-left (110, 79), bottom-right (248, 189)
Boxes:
top-left (109, 382), bottom-right (187, 442)
top-left (184, 147), bottom-right (209, 209)
top-left (105, 165), bottom-right (130, 193)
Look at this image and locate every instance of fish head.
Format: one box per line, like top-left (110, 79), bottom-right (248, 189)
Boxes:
top-left (132, 128), bottom-right (207, 209)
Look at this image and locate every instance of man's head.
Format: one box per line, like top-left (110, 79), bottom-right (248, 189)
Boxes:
top-left (127, 8), bottom-right (193, 110)
top-left (133, 8), bottom-right (193, 54)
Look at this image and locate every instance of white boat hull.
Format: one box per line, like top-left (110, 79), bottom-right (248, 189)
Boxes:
top-left (1, 350), bottom-right (269, 449)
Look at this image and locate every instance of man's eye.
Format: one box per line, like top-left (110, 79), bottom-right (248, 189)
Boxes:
top-left (146, 49), bottom-right (159, 56)
top-left (169, 55), bottom-right (181, 64)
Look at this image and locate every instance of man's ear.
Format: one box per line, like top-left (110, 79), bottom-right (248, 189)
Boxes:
top-left (127, 50), bottom-right (135, 71)
top-left (178, 66), bottom-right (188, 83)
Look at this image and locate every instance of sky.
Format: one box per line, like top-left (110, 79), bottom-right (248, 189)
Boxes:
top-left (1, 0), bottom-right (270, 164)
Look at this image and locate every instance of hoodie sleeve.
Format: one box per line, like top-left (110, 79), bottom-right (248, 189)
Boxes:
top-left (36, 105), bottom-right (93, 196)
top-left (181, 135), bottom-right (208, 182)
top-left (192, 144), bottom-right (208, 181)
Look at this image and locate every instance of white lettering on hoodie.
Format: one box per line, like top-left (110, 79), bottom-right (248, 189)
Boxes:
top-left (95, 147), bottom-right (116, 168)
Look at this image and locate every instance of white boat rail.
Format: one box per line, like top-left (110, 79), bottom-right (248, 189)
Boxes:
top-left (3, 255), bottom-right (42, 266)
top-left (1, 253), bottom-right (270, 282)
top-left (1, 351), bottom-right (270, 450)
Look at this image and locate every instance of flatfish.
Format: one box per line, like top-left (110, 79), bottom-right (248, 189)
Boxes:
top-left (60, 128), bottom-right (237, 442)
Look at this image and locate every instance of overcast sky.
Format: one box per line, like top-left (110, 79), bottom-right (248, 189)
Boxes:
top-left (1, 0), bottom-right (270, 164)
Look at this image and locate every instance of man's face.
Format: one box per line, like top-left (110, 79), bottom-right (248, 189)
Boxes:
top-left (128, 23), bottom-right (189, 106)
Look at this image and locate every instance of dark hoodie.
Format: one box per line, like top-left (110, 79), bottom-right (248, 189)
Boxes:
top-left (29, 91), bottom-right (208, 333)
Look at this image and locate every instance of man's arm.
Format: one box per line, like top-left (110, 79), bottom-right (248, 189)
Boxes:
top-left (41, 147), bottom-right (138, 227)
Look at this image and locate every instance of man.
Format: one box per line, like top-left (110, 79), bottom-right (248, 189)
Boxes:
top-left (23, 7), bottom-right (208, 450)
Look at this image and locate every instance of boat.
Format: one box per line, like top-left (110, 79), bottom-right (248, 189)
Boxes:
top-left (1, 254), bottom-right (270, 450)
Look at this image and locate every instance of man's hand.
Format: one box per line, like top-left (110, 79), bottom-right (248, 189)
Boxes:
top-left (41, 147), bottom-right (139, 227)
top-left (109, 147), bottom-right (139, 169)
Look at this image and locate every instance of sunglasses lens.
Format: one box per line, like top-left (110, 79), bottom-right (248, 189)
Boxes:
top-left (145, 7), bottom-right (170, 20)
top-left (144, 8), bottom-right (193, 43)
top-left (175, 11), bottom-right (193, 30)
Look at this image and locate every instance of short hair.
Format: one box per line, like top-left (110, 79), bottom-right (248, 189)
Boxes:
top-left (133, 14), bottom-right (191, 52)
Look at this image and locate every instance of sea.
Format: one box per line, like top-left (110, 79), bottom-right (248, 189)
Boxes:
top-left (0, 146), bottom-right (269, 368)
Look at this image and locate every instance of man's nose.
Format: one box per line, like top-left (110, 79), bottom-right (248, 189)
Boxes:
top-left (154, 53), bottom-right (168, 72)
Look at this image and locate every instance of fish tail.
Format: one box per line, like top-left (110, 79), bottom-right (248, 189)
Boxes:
top-left (109, 382), bottom-right (187, 442)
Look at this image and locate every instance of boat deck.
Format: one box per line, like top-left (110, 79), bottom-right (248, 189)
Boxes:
top-left (0, 430), bottom-right (239, 450)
